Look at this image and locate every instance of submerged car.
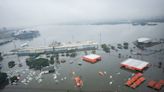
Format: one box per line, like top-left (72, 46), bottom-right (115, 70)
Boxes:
top-left (74, 76), bottom-right (83, 87)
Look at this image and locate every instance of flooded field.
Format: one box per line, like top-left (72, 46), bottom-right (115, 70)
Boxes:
top-left (0, 24), bottom-right (164, 92)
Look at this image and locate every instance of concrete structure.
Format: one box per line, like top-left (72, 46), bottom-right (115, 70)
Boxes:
top-left (82, 54), bottom-right (101, 63)
top-left (13, 41), bottom-right (98, 56)
top-left (121, 58), bottom-right (149, 71)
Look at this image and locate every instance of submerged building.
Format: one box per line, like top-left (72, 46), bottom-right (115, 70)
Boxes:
top-left (82, 54), bottom-right (101, 63)
top-left (120, 58), bottom-right (149, 71)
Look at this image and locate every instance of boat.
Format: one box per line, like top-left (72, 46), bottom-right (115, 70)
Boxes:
top-left (13, 30), bottom-right (40, 39)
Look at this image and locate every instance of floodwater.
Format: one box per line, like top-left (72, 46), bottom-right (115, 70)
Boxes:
top-left (0, 24), bottom-right (164, 92)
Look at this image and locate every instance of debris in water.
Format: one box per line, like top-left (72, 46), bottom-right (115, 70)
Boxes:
top-left (110, 75), bottom-right (112, 79)
top-left (109, 81), bottom-right (113, 85)
top-left (53, 74), bottom-right (57, 79)
top-left (98, 71), bottom-right (105, 76)
top-left (116, 72), bottom-right (120, 75)
top-left (38, 79), bottom-right (42, 83)
top-left (78, 62), bottom-right (82, 66)
top-left (72, 72), bottom-right (75, 75)
top-left (132, 73), bottom-right (135, 76)
top-left (55, 80), bottom-right (59, 84)
top-left (64, 77), bottom-right (67, 80)
top-left (69, 61), bottom-right (74, 64)
top-left (104, 71), bottom-right (107, 75)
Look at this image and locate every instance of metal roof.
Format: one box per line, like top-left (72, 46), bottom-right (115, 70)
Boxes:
top-left (121, 58), bottom-right (149, 70)
top-left (137, 38), bottom-right (151, 43)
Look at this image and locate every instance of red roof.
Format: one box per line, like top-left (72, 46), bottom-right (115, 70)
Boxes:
top-left (159, 80), bottom-right (164, 85)
top-left (147, 80), bottom-right (164, 90)
top-left (154, 82), bottom-right (162, 90)
top-left (131, 77), bottom-right (145, 89)
top-left (125, 73), bottom-right (143, 86)
top-left (147, 80), bottom-right (157, 88)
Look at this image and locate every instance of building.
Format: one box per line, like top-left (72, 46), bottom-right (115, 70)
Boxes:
top-left (121, 58), bottom-right (149, 71)
top-left (82, 54), bottom-right (101, 63)
top-left (136, 38), bottom-right (152, 44)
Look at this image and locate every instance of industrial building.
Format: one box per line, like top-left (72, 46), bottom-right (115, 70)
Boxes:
top-left (121, 58), bottom-right (149, 71)
top-left (82, 54), bottom-right (101, 63)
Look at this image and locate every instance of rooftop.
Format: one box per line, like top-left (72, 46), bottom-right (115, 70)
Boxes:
top-left (137, 38), bottom-right (152, 43)
top-left (83, 54), bottom-right (101, 59)
top-left (121, 58), bottom-right (149, 70)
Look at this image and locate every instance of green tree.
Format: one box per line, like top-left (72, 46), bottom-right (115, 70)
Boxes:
top-left (49, 56), bottom-right (55, 64)
top-left (0, 72), bottom-right (8, 87)
top-left (70, 52), bottom-right (77, 57)
top-left (8, 61), bottom-right (15, 68)
top-left (26, 58), bottom-right (49, 70)
top-left (101, 44), bottom-right (110, 53)
top-left (10, 76), bottom-right (18, 83)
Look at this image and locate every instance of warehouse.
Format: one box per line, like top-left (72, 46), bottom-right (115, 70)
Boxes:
top-left (121, 58), bottom-right (149, 71)
top-left (82, 54), bottom-right (101, 63)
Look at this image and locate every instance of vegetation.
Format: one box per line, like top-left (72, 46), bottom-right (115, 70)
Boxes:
top-left (66, 52), bottom-right (70, 57)
top-left (54, 53), bottom-right (59, 61)
top-left (10, 76), bottom-right (19, 83)
top-left (61, 53), bottom-right (65, 56)
top-left (123, 42), bottom-right (129, 49)
top-left (70, 52), bottom-right (77, 57)
top-left (61, 59), bottom-right (66, 63)
top-left (0, 52), bottom-right (3, 61)
top-left (117, 44), bottom-right (122, 49)
top-left (101, 44), bottom-right (110, 53)
top-left (26, 58), bottom-right (49, 70)
top-left (29, 53), bottom-right (40, 59)
top-left (49, 56), bottom-right (55, 64)
top-left (8, 61), bottom-right (15, 68)
top-left (92, 50), bottom-right (96, 54)
top-left (0, 72), bottom-right (8, 88)
top-left (158, 62), bottom-right (162, 68)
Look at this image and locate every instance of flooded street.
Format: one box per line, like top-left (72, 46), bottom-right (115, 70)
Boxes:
top-left (0, 24), bottom-right (164, 92)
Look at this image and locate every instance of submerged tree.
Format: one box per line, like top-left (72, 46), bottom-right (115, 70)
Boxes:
top-left (101, 44), bottom-right (110, 53)
top-left (0, 52), bottom-right (3, 61)
top-left (0, 72), bottom-right (8, 88)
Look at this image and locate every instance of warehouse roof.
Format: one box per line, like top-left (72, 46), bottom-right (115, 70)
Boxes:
top-left (121, 58), bottom-right (149, 70)
top-left (83, 54), bottom-right (101, 59)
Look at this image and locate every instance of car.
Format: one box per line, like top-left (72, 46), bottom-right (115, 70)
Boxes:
top-left (74, 76), bottom-right (83, 87)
